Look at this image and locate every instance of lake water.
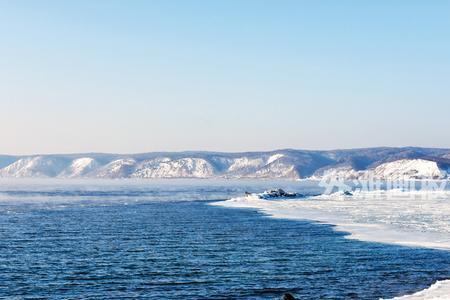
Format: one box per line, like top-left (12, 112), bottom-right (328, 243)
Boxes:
top-left (1, 180), bottom-right (450, 299)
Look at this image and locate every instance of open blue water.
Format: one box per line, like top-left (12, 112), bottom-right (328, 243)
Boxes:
top-left (1, 180), bottom-right (450, 299)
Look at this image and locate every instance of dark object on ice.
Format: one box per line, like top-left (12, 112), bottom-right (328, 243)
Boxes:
top-left (343, 191), bottom-right (353, 196)
top-left (282, 293), bottom-right (298, 300)
top-left (244, 191), bottom-right (252, 196)
top-left (258, 188), bottom-right (300, 199)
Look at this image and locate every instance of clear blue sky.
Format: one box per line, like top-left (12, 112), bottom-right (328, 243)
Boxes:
top-left (1, 0), bottom-right (449, 154)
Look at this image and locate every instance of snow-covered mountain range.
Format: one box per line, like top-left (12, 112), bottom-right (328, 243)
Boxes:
top-left (1, 147), bottom-right (449, 180)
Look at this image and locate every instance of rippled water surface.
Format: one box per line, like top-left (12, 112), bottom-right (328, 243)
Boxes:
top-left (1, 180), bottom-right (450, 299)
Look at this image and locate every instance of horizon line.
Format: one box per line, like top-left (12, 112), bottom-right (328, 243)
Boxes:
top-left (2, 146), bottom-right (450, 157)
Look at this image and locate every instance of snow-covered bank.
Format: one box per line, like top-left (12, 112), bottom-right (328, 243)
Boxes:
top-left (212, 189), bottom-right (450, 299)
top-left (384, 279), bottom-right (450, 299)
top-left (213, 190), bottom-right (450, 250)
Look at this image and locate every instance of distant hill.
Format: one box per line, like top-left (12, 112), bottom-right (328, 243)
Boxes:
top-left (1, 147), bottom-right (449, 180)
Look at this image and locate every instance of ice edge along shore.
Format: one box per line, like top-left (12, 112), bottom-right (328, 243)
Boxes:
top-left (212, 190), bottom-right (450, 300)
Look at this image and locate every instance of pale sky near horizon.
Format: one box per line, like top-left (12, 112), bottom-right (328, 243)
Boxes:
top-left (1, 0), bottom-right (450, 155)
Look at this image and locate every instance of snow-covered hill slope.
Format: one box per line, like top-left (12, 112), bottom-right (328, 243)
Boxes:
top-left (132, 158), bottom-right (214, 178)
top-left (94, 159), bottom-right (136, 178)
top-left (311, 165), bottom-right (363, 181)
top-left (253, 159), bottom-right (298, 179)
top-left (0, 147), bottom-right (449, 179)
top-left (0, 156), bottom-right (68, 178)
top-left (314, 159), bottom-right (448, 180)
top-left (226, 157), bottom-right (265, 175)
top-left (59, 158), bottom-right (99, 178)
top-left (222, 154), bottom-right (298, 179)
top-left (371, 159), bottom-right (446, 179)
